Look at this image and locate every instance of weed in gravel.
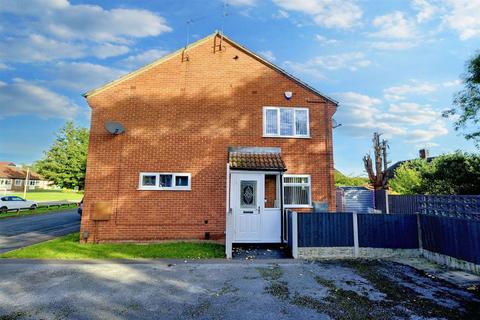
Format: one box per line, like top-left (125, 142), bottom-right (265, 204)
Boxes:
top-left (256, 264), bottom-right (283, 281)
top-left (265, 281), bottom-right (289, 300)
top-left (342, 260), bottom-right (480, 320)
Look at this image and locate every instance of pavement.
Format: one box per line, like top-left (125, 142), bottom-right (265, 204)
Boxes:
top-left (0, 259), bottom-right (478, 320)
top-left (0, 210), bottom-right (80, 253)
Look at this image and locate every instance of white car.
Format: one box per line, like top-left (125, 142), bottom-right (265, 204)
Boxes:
top-left (0, 196), bottom-right (38, 213)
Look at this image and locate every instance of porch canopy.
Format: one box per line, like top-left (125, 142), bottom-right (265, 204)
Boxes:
top-left (228, 147), bottom-right (287, 172)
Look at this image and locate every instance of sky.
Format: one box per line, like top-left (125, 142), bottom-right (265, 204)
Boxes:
top-left (0, 0), bottom-right (479, 176)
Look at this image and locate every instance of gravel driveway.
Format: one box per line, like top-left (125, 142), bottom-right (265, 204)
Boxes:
top-left (0, 259), bottom-right (478, 320)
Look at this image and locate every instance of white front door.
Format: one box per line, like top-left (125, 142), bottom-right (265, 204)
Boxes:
top-left (231, 173), bottom-right (263, 242)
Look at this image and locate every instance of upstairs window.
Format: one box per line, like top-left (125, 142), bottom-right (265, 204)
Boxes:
top-left (263, 107), bottom-right (310, 138)
top-left (139, 172), bottom-right (191, 191)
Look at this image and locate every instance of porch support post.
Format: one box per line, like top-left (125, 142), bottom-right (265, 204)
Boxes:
top-left (225, 163), bottom-right (233, 259)
top-left (292, 211), bottom-right (299, 259)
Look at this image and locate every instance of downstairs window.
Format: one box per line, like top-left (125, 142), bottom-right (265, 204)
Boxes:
top-left (139, 172), bottom-right (191, 191)
top-left (283, 175), bottom-right (311, 207)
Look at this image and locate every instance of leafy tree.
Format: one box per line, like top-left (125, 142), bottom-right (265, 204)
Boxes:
top-left (389, 159), bottom-right (430, 194)
top-left (390, 152), bottom-right (480, 195)
top-left (334, 170), bottom-right (368, 187)
top-left (444, 52), bottom-right (480, 147)
top-left (422, 152), bottom-right (480, 195)
top-left (35, 121), bottom-right (89, 189)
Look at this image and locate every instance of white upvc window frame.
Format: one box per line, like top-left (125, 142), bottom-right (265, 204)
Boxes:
top-left (283, 174), bottom-right (312, 208)
top-left (14, 179), bottom-right (22, 186)
top-left (263, 106), bottom-right (310, 138)
top-left (0, 179), bottom-right (12, 185)
top-left (138, 172), bottom-right (191, 191)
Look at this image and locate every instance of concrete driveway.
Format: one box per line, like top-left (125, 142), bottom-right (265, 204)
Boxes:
top-left (0, 210), bottom-right (80, 253)
top-left (0, 259), bottom-right (478, 319)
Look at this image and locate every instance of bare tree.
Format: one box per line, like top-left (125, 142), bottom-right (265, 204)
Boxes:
top-left (363, 132), bottom-right (389, 190)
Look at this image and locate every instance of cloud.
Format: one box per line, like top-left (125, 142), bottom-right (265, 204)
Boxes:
top-left (49, 62), bottom-right (127, 93)
top-left (368, 11), bottom-right (423, 49)
top-left (122, 49), bottom-right (169, 69)
top-left (0, 63), bottom-right (12, 70)
top-left (0, 79), bottom-right (79, 119)
top-left (409, 0), bottom-right (480, 40)
top-left (315, 35), bottom-right (339, 45)
top-left (442, 0), bottom-right (480, 40)
top-left (272, 0), bottom-right (363, 29)
top-left (0, 34), bottom-right (86, 63)
top-left (371, 11), bottom-right (417, 39)
top-left (92, 43), bottom-right (129, 59)
top-left (370, 41), bottom-right (416, 50)
top-left (284, 52), bottom-right (370, 78)
top-left (412, 0), bottom-right (439, 22)
top-left (442, 79), bottom-right (462, 87)
top-left (273, 10), bottom-right (289, 19)
top-left (0, 0), bottom-right (171, 63)
top-left (0, 0), bottom-right (172, 43)
top-left (384, 80), bottom-right (438, 100)
top-left (259, 50), bottom-right (276, 62)
top-left (334, 91), bottom-right (448, 143)
top-left (228, 0), bottom-right (256, 6)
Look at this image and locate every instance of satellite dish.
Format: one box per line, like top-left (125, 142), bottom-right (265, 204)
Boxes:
top-left (105, 121), bottom-right (125, 135)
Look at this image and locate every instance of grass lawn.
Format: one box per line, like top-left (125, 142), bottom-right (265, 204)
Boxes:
top-left (1, 232), bottom-right (225, 259)
top-left (9, 190), bottom-right (83, 202)
top-left (0, 203), bottom-right (78, 219)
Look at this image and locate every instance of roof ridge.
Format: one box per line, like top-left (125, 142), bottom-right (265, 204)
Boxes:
top-left (83, 31), bottom-right (337, 105)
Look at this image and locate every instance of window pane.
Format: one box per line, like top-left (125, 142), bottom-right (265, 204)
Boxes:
top-left (280, 108), bottom-right (294, 136)
top-left (284, 176), bottom-right (309, 184)
top-left (240, 180), bottom-right (257, 208)
top-left (295, 109), bottom-right (308, 136)
top-left (175, 175), bottom-right (189, 187)
top-left (160, 175), bottom-right (172, 187)
top-left (265, 109), bottom-right (278, 135)
top-left (284, 186), bottom-right (310, 205)
top-left (142, 175), bottom-right (156, 186)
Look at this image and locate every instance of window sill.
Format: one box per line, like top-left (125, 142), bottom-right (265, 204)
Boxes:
top-left (138, 188), bottom-right (191, 191)
top-left (284, 205), bottom-right (313, 209)
top-left (263, 135), bottom-right (311, 139)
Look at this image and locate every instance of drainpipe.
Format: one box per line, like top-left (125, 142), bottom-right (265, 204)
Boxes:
top-left (225, 163), bottom-right (232, 259)
top-left (280, 171), bottom-right (285, 243)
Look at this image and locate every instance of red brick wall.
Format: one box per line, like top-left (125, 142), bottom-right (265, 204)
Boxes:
top-left (80, 34), bottom-right (337, 243)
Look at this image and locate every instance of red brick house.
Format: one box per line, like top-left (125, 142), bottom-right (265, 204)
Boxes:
top-left (80, 32), bottom-right (337, 252)
top-left (0, 162), bottom-right (50, 191)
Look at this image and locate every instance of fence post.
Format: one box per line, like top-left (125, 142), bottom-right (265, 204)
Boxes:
top-left (416, 213), bottom-right (423, 250)
top-left (352, 212), bottom-right (359, 258)
top-left (292, 211), bottom-right (298, 259)
top-left (225, 209), bottom-right (233, 259)
top-left (385, 191), bottom-right (390, 214)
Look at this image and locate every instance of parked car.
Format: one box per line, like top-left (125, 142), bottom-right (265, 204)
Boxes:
top-left (77, 198), bottom-right (83, 215)
top-left (0, 196), bottom-right (38, 213)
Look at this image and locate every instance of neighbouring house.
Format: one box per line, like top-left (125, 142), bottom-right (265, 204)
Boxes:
top-left (80, 32), bottom-right (337, 247)
top-left (386, 148), bottom-right (436, 180)
top-left (0, 162), bottom-right (51, 191)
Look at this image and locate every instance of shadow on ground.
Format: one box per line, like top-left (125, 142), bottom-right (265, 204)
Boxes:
top-left (0, 259), bottom-right (478, 319)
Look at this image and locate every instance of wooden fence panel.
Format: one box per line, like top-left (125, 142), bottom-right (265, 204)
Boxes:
top-left (388, 195), bottom-right (422, 214)
top-left (298, 212), bottom-right (353, 247)
top-left (358, 214), bottom-right (418, 248)
top-left (420, 214), bottom-right (480, 264)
